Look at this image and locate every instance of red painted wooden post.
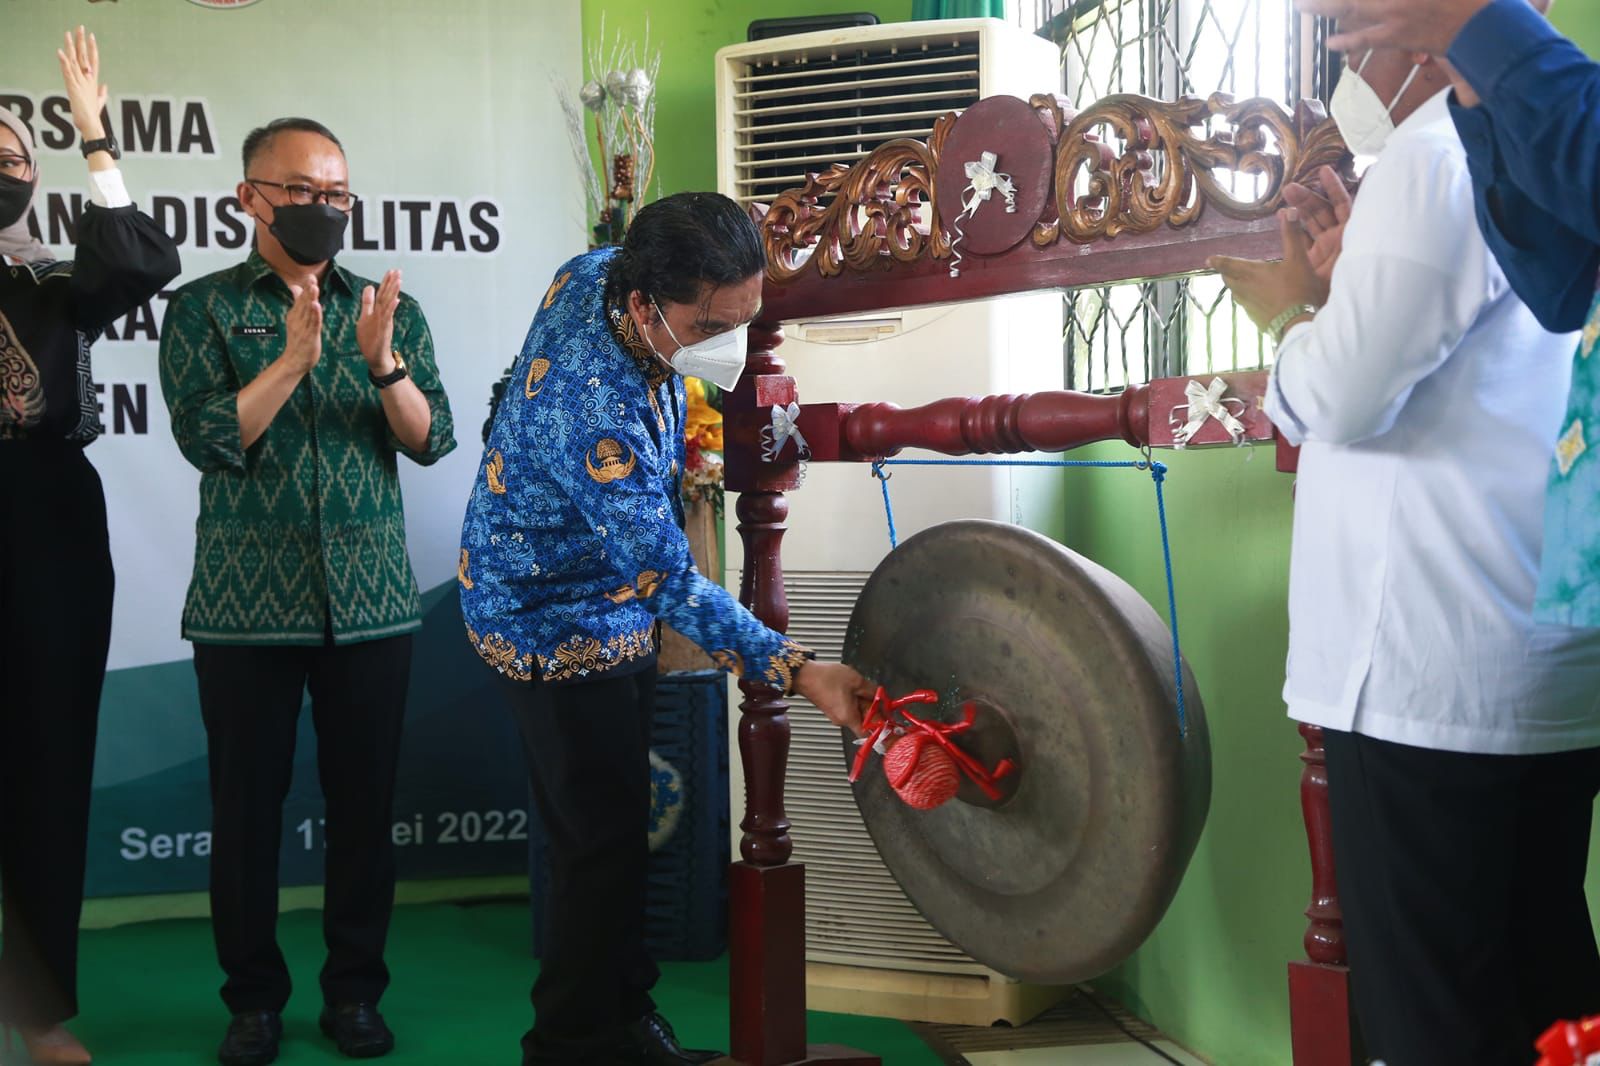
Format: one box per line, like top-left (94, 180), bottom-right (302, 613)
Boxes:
top-left (724, 317), bottom-right (880, 1066)
top-left (841, 388), bottom-right (1149, 457)
top-left (1288, 723), bottom-right (1363, 1065)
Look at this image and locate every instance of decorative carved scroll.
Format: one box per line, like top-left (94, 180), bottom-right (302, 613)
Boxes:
top-left (1039, 93), bottom-right (1348, 245)
top-left (762, 113), bottom-right (956, 284)
top-left (761, 91), bottom-right (1348, 284)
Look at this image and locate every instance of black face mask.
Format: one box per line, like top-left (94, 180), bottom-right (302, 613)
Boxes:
top-left (0, 174), bottom-right (32, 230)
top-left (267, 203), bottom-right (348, 266)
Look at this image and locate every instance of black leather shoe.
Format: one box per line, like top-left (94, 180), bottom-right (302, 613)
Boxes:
top-left (319, 1003), bottom-right (395, 1059)
top-left (218, 1010), bottom-right (283, 1066)
top-left (624, 1012), bottom-right (723, 1064)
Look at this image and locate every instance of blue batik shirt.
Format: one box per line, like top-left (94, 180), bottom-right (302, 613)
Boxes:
top-left (1446, 0), bottom-right (1600, 624)
top-left (459, 247), bottom-right (812, 688)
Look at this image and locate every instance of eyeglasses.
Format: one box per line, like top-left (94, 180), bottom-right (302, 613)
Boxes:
top-left (0, 153), bottom-right (32, 177)
top-left (246, 179), bottom-right (359, 212)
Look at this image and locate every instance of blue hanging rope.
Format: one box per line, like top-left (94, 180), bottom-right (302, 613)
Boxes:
top-left (1148, 462), bottom-right (1188, 737)
top-left (869, 456), bottom-right (1189, 737)
top-left (875, 463), bottom-right (900, 549)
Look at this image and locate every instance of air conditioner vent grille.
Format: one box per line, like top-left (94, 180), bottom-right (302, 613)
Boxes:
top-left (729, 35), bottom-right (981, 205)
top-left (770, 570), bottom-right (981, 971)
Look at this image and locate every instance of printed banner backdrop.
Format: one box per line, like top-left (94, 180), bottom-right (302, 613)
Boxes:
top-left (7, 0), bottom-right (586, 896)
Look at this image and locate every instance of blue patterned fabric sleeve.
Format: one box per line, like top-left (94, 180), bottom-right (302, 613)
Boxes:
top-left (527, 360), bottom-right (813, 694)
top-left (1450, 0), bottom-right (1600, 244)
top-left (1446, 0), bottom-right (1600, 331)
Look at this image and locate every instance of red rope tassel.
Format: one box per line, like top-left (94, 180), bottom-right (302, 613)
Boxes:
top-left (847, 687), bottom-right (1016, 811)
top-left (1535, 1016), bottom-right (1600, 1065)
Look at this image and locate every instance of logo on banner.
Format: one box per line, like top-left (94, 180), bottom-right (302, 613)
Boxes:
top-left (186, 0), bottom-right (266, 7)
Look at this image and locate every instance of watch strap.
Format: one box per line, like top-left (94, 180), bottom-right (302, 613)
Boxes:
top-left (368, 354), bottom-right (409, 389)
top-left (1267, 303), bottom-right (1318, 346)
top-left (81, 135), bottom-right (120, 160)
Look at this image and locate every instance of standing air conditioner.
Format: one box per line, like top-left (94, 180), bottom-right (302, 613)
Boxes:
top-left (714, 19), bottom-right (1069, 1026)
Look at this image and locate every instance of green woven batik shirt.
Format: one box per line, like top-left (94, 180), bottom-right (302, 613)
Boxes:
top-left (158, 251), bottom-right (457, 646)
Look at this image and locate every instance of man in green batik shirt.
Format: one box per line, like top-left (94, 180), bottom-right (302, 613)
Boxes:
top-left (158, 117), bottom-right (455, 1066)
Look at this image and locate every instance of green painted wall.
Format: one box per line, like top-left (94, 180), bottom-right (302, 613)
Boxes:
top-left (1556, 2), bottom-right (1600, 56)
top-left (1070, 443), bottom-right (1303, 1066)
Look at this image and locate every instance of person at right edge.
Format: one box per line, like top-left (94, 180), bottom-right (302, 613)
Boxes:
top-left (1286, 0), bottom-right (1600, 1058)
top-left (461, 192), bottom-right (874, 1066)
top-left (1207, 27), bottom-right (1600, 1065)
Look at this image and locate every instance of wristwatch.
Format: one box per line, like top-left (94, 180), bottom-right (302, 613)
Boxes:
top-left (369, 350), bottom-right (409, 389)
top-left (1267, 303), bottom-right (1318, 346)
top-left (80, 133), bottom-right (121, 160)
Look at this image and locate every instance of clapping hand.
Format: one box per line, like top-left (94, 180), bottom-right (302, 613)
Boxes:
top-left (1282, 166), bottom-right (1354, 283)
top-left (1207, 209), bottom-right (1327, 335)
top-left (357, 270), bottom-right (403, 373)
top-left (282, 278), bottom-right (324, 375)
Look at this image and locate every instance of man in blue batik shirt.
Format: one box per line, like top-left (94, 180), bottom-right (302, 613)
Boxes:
top-left (460, 192), bottom-right (873, 1066)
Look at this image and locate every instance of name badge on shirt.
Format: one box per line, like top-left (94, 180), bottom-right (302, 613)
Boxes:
top-left (232, 324), bottom-right (280, 338)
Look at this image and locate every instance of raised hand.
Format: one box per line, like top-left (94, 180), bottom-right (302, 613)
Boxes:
top-left (1282, 166), bottom-right (1354, 282)
top-left (357, 269), bottom-right (402, 371)
top-left (1296, 0), bottom-right (1492, 54)
top-left (56, 26), bottom-right (108, 142)
top-left (282, 278), bottom-right (324, 375)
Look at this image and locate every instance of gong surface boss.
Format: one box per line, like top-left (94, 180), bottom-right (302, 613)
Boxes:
top-left (841, 520), bottom-right (1211, 985)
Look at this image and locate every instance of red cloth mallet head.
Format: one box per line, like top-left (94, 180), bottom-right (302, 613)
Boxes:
top-left (883, 734), bottom-right (961, 811)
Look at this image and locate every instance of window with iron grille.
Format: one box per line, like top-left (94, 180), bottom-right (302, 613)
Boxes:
top-left (1011, 1), bottom-right (1332, 391)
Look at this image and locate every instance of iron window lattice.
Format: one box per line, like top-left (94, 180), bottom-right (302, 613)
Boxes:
top-left (1015, 0), bottom-right (1332, 392)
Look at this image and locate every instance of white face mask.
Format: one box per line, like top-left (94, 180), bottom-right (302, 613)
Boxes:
top-left (1330, 50), bottom-right (1423, 157)
top-left (647, 299), bottom-right (749, 391)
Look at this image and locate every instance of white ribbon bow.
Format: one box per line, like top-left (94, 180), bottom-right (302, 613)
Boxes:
top-left (1172, 377), bottom-right (1247, 449)
top-left (853, 725), bottom-right (903, 757)
top-left (761, 402), bottom-right (811, 463)
top-left (963, 151), bottom-right (1017, 214)
top-left (949, 151), bottom-right (1018, 279)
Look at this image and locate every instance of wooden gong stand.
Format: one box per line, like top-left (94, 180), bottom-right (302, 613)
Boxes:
top-left (718, 90), bottom-right (1359, 1066)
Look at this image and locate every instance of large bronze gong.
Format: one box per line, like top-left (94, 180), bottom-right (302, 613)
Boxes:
top-left (840, 520), bottom-right (1211, 985)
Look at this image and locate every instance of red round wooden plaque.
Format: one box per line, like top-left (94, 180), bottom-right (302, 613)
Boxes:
top-left (933, 96), bottom-right (1054, 258)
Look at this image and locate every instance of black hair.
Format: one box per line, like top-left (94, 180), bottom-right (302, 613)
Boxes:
top-left (602, 191), bottom-right (765, 312)
top-left (241, 117), bottom-right (344, 177)
top-left (483, 193), bottom-right (763, 444)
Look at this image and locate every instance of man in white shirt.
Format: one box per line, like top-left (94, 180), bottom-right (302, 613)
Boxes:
top-left (1211, 46), bottom-right (1600, 1064)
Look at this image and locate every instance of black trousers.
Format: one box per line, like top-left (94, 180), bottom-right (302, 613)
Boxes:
top-left (0, 441), bottom-right (114, 1027)
top-left (501, 669), bottom-right (660, 1059)
top-left (192, 631), bottom-right (411, 1014)
top-left (1325, 729), bottom-right (1600, 1066)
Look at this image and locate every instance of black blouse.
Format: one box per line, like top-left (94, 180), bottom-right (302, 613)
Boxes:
top-left (1, 203), bottom-right (181, 443)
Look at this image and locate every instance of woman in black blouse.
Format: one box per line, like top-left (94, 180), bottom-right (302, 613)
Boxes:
top-left (0, 28), bottom-right (180, 1066)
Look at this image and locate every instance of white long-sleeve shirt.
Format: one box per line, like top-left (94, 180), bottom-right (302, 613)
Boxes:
top-left (1265, 88), bottom-right (1600, 755)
